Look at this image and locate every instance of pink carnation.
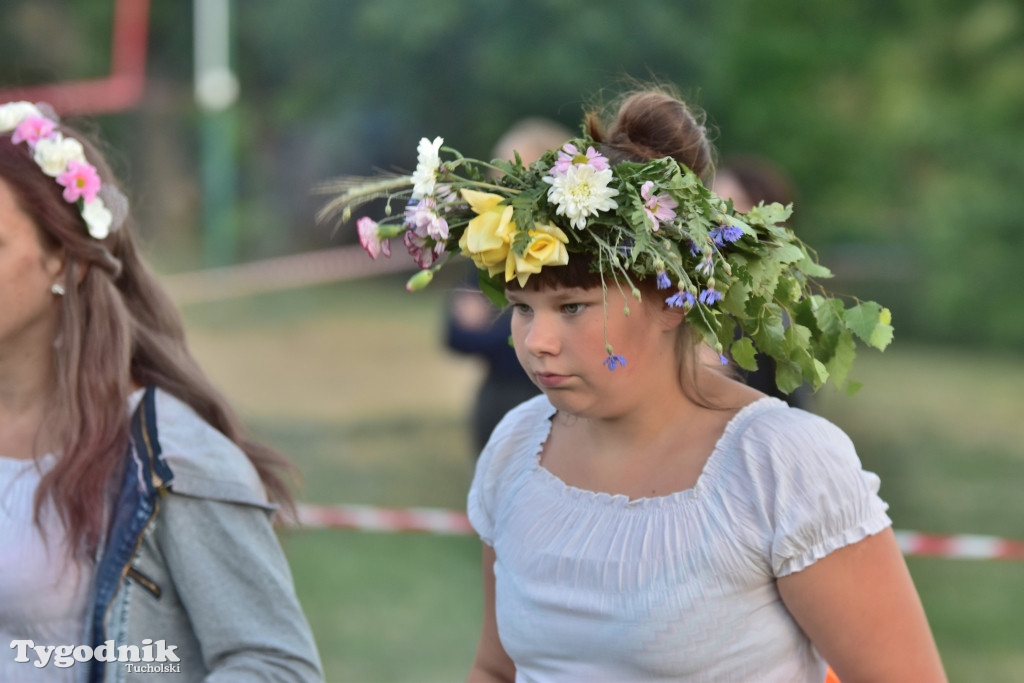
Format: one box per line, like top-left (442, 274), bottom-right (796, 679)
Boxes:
top-left (56, 159), bottom-right (102, 203)
top-left (404, 197), bottom-right (449, 241)
top-left (403, 224), bottom-right (445, 269)
top-left (357, 217), bottom-right (391, 259)
top-left (11, 116), bottom-right (56, 147)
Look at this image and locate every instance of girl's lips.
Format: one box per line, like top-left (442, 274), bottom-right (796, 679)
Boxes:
top-left (536, 372), bottom-right (570, 388)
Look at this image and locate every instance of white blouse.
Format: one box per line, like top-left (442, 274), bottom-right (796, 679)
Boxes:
top-left (0, 454), bottom-right (91, 681)
top-left (468, 395), bottom-right (892, 683)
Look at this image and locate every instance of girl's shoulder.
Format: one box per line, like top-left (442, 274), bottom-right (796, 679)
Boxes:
top-left (711, 398), bottom-right (889, 573)
top-left (718, 397), bottom-right (856, 463)
top-left (131, 387), bottom-right (271, 508)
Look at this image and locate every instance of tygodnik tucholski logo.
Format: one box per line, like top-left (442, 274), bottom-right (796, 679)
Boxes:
top-left (10, 638), bottom-right (181, 672)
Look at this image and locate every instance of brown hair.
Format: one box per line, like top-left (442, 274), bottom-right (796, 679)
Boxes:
top-left (0, 123), bottom-right (296, 557)
top-left (586, 88), bottom-right (714, 182)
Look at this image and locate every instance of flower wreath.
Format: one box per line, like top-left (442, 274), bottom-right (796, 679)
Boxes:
top-left (318, 135), bottom-right (892, 393)
top-left (0, 101), bottom-right (124, 239)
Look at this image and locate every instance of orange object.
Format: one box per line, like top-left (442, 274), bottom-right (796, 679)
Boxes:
top-left (825, 666), bottom-right (841, 683)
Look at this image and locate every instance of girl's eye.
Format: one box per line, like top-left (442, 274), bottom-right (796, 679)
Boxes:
top-left (512, 303), bottom-right (532, 315)
top-left (562, 303), bottom-right (586, 315)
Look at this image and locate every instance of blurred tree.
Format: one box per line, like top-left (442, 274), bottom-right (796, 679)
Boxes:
top-left (2, 0), bottom-right (1021, 347)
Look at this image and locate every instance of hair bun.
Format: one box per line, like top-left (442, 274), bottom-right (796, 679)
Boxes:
top-left (591, 90), bottom-right (713, 181)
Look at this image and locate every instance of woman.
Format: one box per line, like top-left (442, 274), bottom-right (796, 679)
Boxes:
top-left (320, 87), bottom-right (945, 681)
top-left (0, 101), bottom-right (322, 681)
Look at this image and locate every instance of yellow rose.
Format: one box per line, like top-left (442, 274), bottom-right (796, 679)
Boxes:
top-left (458, 189), bottom-right (514, 276)
top-left (506, 222), bottom-right (570, 286)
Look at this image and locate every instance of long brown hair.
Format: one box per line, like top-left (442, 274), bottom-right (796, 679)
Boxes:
top-left (0, 122), bottom-right (296, 558)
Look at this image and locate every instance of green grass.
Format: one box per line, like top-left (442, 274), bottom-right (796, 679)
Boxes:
top-left (180, 278), bottom-right (1024, 683)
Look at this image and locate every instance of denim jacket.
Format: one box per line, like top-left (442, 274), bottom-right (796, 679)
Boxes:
top-left (84, 386), bottom-right (323, 682)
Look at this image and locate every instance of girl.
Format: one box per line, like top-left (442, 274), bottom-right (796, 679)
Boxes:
top-left (0, 102), bottom-right (322, 681)
top-left (321, 88), bottom-right (946, 682)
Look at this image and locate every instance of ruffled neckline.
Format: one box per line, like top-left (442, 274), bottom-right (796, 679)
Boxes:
top-left (529, 396), bottom-right (787, 508)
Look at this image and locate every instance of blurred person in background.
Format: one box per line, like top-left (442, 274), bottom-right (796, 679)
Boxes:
top-left (445, 117), bottom-right (573, 455)
top-left (0, 102), bottom-right (322, 681)
top-left (713, 154), bottom-right (811, 409)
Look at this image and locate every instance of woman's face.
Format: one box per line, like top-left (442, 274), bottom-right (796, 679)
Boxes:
top-left (0, 178), bottom-right (64, 355)
top-left (506, 282), bottom-right (684, 419)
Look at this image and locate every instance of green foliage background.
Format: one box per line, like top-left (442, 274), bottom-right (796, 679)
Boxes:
top-left (3, 0), bottom-right (1023, 347)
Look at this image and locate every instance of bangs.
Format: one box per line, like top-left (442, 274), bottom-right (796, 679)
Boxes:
top-left (505, 252), bottom-right (660, 297)
top-left (506, 253), bottom-right (603, 292)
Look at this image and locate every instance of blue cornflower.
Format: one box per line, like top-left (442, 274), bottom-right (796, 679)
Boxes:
top-left (710, 224), bottom-right (743, 246)
top-left (722, 225), bottom-right (743, 243)
top-left (604, 354), bottom-right (627, 371)
top-left (687, 240), bottom-right (702, 257)
top-left (666, 290), bottom-right (695, 309)
top-left (656, 271), bottom-right (672, 290)
top-left (699, 287), bottom-right (723, 305)
top-left (718, 354), bottom-right (729, 366)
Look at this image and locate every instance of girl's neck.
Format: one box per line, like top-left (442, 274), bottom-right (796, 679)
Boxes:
top-left (0, 350), bottom-right (57, 460)
top-left (562, 365), bottom-right (761, 457)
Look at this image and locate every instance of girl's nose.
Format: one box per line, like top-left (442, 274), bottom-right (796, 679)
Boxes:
top-left (523, 313), bottom-right (559, 357)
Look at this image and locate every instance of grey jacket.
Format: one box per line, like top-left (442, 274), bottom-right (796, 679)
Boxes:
top-left (87, 387), bottom-right (322, 682)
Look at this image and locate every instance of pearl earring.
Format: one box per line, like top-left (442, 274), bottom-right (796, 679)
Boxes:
top-left (51, 283), bottom-right (66, 296)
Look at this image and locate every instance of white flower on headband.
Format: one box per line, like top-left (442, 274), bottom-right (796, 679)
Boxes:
top-left (0, 101), bottom-right (42, 133)
top-left (81, 198), bottom-right (113, 239)
top-left (33, 134), bottom-right (87, 177)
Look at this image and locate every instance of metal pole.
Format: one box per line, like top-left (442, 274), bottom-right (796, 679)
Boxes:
top-left (194, 0), bottom-right (239, 266)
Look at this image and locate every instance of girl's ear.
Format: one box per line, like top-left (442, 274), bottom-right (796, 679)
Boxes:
top-left (655, 299), bottom-right (687, 333)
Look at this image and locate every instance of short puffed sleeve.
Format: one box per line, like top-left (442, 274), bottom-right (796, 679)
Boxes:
top-left (732, 406), bottom-right (892, 578)
top-left (467, 395), bottom-right (553, 546)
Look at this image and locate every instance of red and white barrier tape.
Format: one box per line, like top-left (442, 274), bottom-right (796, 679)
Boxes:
top-left (893, 530), bottom-right (1024, 561)
top-left (296, 503), bottom-right (474, 536)
top-left (294, 503), bottom-right (1024, 560)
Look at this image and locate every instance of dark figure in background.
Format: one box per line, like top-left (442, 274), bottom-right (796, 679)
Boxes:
top-left (713, 155), bottom-right (811, 409)
top-left (445, 118), bottom-right (573, 454)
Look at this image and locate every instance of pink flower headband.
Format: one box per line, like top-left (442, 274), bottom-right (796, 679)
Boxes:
top-left (0, 101), bottom-right (127, 239)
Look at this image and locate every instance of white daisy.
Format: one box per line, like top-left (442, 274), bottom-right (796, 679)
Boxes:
top-left (410, 136), bottom-right (443, 199)
top-left (544, 164), bottom-right (619, 230)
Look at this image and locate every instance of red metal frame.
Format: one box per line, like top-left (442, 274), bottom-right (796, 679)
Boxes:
top-left (0, 0), bottom-right (150, 115)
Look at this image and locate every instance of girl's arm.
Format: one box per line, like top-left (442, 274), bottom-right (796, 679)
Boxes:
top-left (777, 528), bottom-right (946, 683)
top-left (467, 544), bottom-right (516, 683)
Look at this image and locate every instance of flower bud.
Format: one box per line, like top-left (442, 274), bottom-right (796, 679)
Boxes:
top-left (405, 269), bottom-right (434, 292)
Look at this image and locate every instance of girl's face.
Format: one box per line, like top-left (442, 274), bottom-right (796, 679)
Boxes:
top-left (0, 178), bottom-right (64, 355)
top-left (506, 283), bottom-right (684, 419)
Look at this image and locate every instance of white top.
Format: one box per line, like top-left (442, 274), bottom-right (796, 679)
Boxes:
top-left (468, 395), bottom-right (892, 683)
top-left (0, 455), bottom-right (91, 681)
